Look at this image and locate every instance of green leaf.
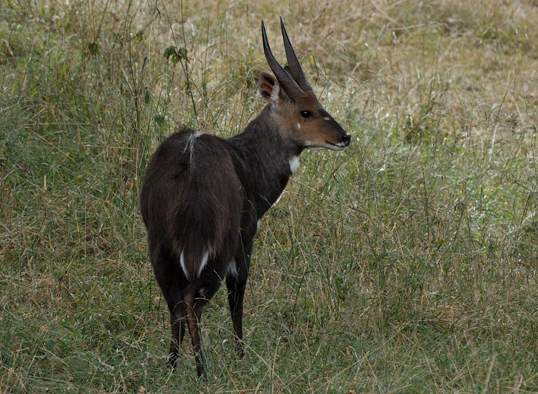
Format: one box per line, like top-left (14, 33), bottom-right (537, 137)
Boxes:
top-left (164, 46), bottom-right (188, 66)
top-left (154, 114), bottom-right (166, 126)
top-left (88, 42), bottom-right (99, 55)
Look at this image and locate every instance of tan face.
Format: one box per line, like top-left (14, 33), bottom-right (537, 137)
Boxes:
top-left (258, 72), bottom-right (350, 151)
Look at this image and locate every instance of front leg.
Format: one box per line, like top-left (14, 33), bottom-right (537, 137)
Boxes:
top-left (226, 243), bottom-right (252, 358)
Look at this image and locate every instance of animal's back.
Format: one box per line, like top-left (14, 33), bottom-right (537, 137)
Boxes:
top-left (140, 129), bottom-right (244, 281)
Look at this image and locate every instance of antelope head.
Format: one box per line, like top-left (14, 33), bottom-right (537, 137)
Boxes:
top-left (259, 19), bottom-right (351, 151)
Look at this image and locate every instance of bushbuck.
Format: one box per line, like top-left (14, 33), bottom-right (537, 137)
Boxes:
top-left (140, 19), bottom-right (351, 377)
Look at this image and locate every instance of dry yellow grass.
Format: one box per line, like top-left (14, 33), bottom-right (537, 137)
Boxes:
top-left (40, 0), bottom-right (538, 137)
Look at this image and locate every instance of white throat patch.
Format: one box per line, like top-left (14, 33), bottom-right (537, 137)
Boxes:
top-left (289, 156), bottom-right (300, 174)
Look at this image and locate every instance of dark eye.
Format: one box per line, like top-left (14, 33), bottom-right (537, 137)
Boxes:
top-left (300, 110), bottom-right (313, 119)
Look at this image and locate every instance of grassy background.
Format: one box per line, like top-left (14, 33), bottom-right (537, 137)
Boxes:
top-left (1, 0), bottom-right (538, 392)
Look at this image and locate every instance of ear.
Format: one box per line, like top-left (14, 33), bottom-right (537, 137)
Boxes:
top-left (258, 72), bottom-right (281, 107)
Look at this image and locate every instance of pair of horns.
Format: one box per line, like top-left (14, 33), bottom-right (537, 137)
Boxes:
top-left (262, 18), bottom-right (313, 99)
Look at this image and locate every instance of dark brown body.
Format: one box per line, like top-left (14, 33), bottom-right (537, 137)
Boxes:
top-left (140, 20), bottom-right (350, 377)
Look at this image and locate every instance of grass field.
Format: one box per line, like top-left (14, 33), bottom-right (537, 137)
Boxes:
top-left (2, 0), bottom-right (538, 392)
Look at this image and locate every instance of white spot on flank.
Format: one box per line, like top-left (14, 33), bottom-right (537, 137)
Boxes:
top-left (270, 84), bottom-right (280, 104)
top-left (289, 156), bottom-right (300, 174)
top-left (297, 123), bottom-right (301, 129)
top-left (257, 219), bottom-right (261, 230)
top-left (227, 259), bottom-right (237, 278)
top-left (322, 116), bottom-right (331, 121)
top-left (304, 140), bottom-right (312, 147)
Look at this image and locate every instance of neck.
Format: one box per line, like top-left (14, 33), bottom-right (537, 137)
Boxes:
top-left (228, 105), bottom-right (302, 218)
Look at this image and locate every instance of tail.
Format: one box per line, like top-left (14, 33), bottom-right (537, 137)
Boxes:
top-left (169, 131), bottom-right (243, 281)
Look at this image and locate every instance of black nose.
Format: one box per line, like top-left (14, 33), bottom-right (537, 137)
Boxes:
top-left (342, 133), bottom-right (351, 146)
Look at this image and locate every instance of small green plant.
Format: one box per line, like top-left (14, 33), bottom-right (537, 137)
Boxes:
top-left (164, 46), bottom-right (188, 66)
top-left (88, 41), bottom-right (99, 55)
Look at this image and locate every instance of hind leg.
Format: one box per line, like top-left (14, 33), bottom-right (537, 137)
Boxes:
top-left (167, 290), bottom-right (186, 368)
top-left (150, 248), bottom-right (190, 369)
top-left (184, 264), bottom-right (227, 377)
top-left (184, 292), bottom-right (205, 377)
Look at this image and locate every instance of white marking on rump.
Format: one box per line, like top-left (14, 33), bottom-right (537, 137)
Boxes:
top-left (179, 251), bottom-right (187, 278)
top-left (185, 130), bottom-right (204, 166)
top-left (179, 248), bottom-right (212, 279)
top-left (186, 130), bottom-right (204, 146)
top-left (289, 156), bottom-right (300, 174)
top-left (198, 250), bottom-right (210, 277)
top-left (227, 259), bottom-right (237, 278)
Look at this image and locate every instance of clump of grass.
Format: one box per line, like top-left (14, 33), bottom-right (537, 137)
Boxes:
top-left (1, 0), bottom-right (538, 392)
